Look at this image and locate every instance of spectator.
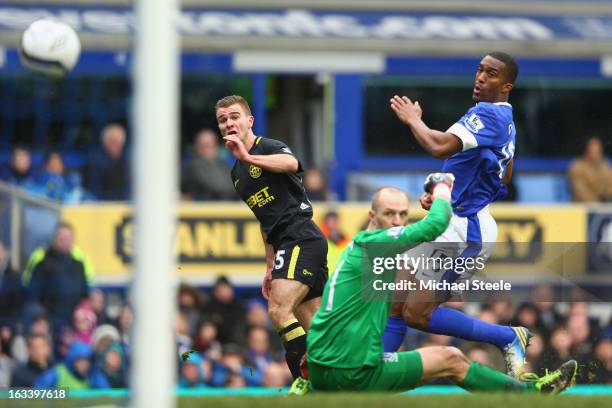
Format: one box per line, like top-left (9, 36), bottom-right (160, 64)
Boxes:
top-left (303, 168), bottom-right (328, 201)
top-left (178, 351), bottom-right (207, 388)
top-left (524, 333), bottom-right (545, 373)
top-left (89, 289), bottom-right (111, 325)
top-left (193, 321), bottom-right (222, 360)
top-left (34, 341), bottom-right (109, 389)
top-left (219, 343), bottom-right (258, 387)
top-left (0, 331), bottom-right (13, 387)
top-left (320, 211), bottom-right (349, 273)
top-left (202, 276), bottom-right (246, 345)
top-left (86, 123), bottom-right (130, 200)
top-left (511, 303), bottom-right (541, 334)
top-left (245, 299), bottom-right (282, 356)
top-left (175, 312), bottom-right (193, 357)
top-left (568, 301), bottom-right (601, 335)
top-left (541, 327), bottom-right (572, 371)
top-left (262, 362), bottom-right (291, 387)
top-left (59, 300), bottom-right (97, 357)
top-left (0, 241), bottom-right (23, 329)
top-left (568, 136), bottom-right (612, 202)
top-left (245, 326), bottom-right (273, 377)
top-left (567, 314), bottom-right (593, 364)
top-left (465, 344), bottom-right (494, 367)
top-left (10, 334), bottom-right (53, 387)
top-left (485, 297), bottom-right (514, 326)
top-left (181, 129), bottom-right (236, 201)
top-left (225, 371), bottom-right (247, 388)
top-left (590, 337), bottom-right (612, 384)
top-left (245, 299), bottom-right (270, 328)
top-left (0, 145), bottom-right (34, 187)
top-left (92, 324), bottom-right (121, 358)
top-left (22, 222), bottom-right (93, 336)
top-left (10, 315), bottom-right (52, 364)
top-left (178, 283), bottom-right (204, 338)
top-left (531, 284), bottom-right (562, 336)
top-left (477, 309), bottom-right (498, 325)
top-left (98, 342), bottom-right (127, 388)
top-left (26, 151), bottom-right (87, 203)
top-left (116, 305), bottom-right (132, 355)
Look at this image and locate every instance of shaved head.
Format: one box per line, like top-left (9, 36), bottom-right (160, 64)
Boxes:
top-left (369, 187), bottom-right (410, 230)
top-left (371, 187), bottom-right (407, 211)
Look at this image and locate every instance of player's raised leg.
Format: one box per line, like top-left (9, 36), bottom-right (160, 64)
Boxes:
top-left (383, 268), bottom-right (531, 377)
top-left (383, 296), bottom-right (531, 377)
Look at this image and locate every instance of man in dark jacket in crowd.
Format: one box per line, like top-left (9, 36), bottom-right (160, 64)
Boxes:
top-left (87, 123), bottom-right (130, 200)
top-left (23, 223), bottom-right (90, 335)
top-left (11, 334), bottom-right (53, 387)
top-left (181, 129), bottom-right (237, 201)
top-left (202, 276), bottom-right (246, 345)
top-left (0, 145), bottom-right (34, 187)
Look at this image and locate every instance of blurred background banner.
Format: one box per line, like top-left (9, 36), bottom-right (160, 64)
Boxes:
top-left (59, 202), bottom-right (588, 284)
top-left (1, 2), bottom-right (612, 56)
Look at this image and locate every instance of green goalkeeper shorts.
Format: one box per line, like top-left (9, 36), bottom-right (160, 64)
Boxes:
top-left (308, 351), bottom-right (423, 392)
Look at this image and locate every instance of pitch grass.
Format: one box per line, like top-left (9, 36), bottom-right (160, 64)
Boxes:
top-left (2, 394), bottom-right (611, 408)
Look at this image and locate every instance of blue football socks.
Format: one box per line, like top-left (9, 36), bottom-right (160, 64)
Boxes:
top-left (426, 306), bottom-right (516, 349)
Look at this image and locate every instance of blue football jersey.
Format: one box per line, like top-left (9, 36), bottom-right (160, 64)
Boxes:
top-left (443, 102), bottom-right (516, 217)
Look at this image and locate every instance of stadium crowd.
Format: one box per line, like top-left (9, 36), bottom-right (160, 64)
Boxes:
top-left (1, 226), bottom-right (610, 389)
top-left (0, 125), bottom-right (610, 390)
top-left (0, 125), bottom-right (331, 204)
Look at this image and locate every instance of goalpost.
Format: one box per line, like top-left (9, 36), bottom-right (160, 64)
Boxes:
top-left (131, 0), bottom-right (179, 407)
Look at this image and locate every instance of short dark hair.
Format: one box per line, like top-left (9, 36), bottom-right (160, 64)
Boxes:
top-left (487, 52), bottom-right (519, 84)
top-left (215, 95), bottom-right (252, 116)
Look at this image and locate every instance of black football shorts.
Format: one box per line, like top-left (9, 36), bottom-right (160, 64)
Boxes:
top-left (271, 236), bottom-right (329, 302)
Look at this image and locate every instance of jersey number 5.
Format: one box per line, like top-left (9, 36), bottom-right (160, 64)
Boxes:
top-left (274, 250), bottom-right (285, 270)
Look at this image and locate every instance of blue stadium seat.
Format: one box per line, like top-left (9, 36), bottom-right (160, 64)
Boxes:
top-left (515, 173), bottom-right (571, 203)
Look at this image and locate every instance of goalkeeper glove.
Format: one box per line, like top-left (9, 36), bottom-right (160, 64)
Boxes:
top-left (424, 172), bottom-right (454, 202)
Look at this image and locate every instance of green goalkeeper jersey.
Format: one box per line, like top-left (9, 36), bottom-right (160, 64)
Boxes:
top-left (307, 199), bottom-right (452, 369)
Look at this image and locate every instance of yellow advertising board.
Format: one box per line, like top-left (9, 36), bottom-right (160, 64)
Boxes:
top-left (62, 203), bottom-right (587, 283)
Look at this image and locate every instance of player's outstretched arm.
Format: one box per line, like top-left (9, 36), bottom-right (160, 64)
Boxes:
top-left (366, 174), bottom-right (453, 248)
top-left (390, 95), bottom-right (462, 159)
top-left (224, 134), bottom-right (299, 173)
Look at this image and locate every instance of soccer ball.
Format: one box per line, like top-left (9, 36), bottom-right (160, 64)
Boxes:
top-left (19, 19), bottom-right (81, 77)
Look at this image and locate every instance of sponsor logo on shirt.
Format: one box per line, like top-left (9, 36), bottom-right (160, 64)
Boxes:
top-left (464, 113), bottom-right (485, 133)
top-left (249, 165), bottom-right (262, 179)
top-left (281, 147), bottom-right (292, 154)
top-left (302, 269), bottom-right (313, 276)
top-left (246, 186), bottom-right (275, 208)
top-left (300, 202), bottom-right (310, 210)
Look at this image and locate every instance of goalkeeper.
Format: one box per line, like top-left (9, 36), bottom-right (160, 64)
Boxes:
top-left (306, 174), bottom-right (576, 394)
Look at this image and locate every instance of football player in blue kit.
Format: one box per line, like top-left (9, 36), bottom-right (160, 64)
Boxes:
top-left (383, 52), bottom-right (530, 378)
